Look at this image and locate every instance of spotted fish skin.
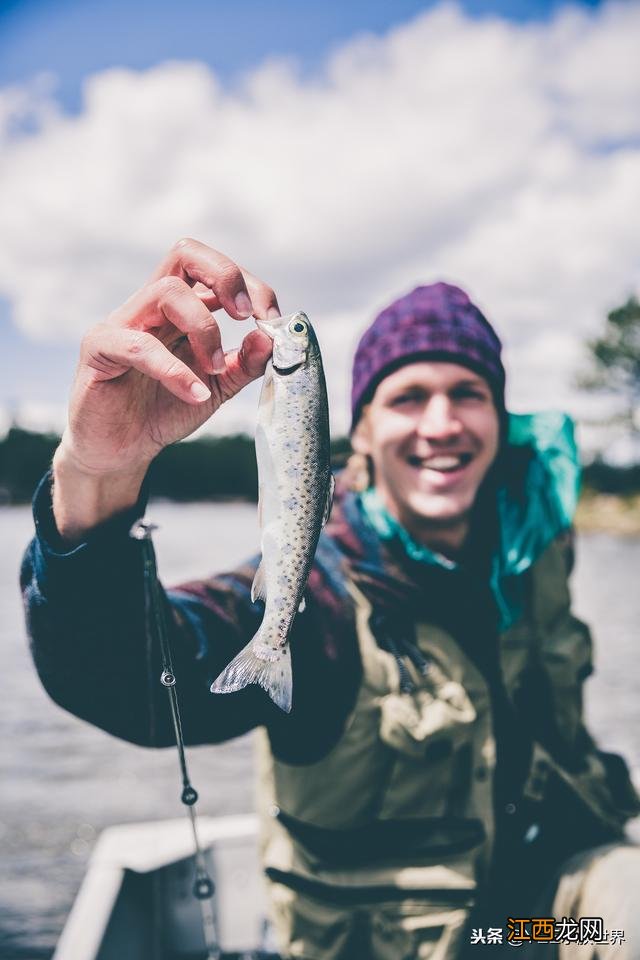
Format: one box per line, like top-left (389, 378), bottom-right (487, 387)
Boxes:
top-left (211, 312), bottom-right (333, 712)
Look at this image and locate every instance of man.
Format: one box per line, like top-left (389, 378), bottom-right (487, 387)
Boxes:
top-left (22, 240), bottom-right (640, 959)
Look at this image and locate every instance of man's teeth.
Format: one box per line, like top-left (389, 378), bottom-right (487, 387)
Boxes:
top-left (410, 455), bottom-right (469, 472)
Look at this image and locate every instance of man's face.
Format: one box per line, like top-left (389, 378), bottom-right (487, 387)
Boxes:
top-left (352, 362), bottom-right (500, 552)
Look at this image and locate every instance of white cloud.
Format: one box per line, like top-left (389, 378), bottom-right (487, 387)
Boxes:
top-left (0, 1), bottom-right (638, 437)
top-left (9, 401), bottom-right (69, 436)
top-left (544, 2), bottom-right (640, 144)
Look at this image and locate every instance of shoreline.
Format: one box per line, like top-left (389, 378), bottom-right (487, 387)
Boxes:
top-left (575, 493), bottom-right (640, 536)
top-left (4, 492), bottom-right (640, 537)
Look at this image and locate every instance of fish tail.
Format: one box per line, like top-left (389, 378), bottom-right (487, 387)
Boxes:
top-left (210, 634), bottom-right (292, 713)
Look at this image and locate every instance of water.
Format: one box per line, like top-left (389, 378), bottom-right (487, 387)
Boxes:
top-left (1, 503), bottom-right (639, 958)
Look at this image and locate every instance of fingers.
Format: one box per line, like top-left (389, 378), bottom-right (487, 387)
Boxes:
top-left (218, 329), bottom-right (273, 401)
top-left (237, 267), bottom-right (280, 321)
top-left (111, 276), bottom-right (225, 374)
top-left (81, 326), bottom-right (212, 405)
top-left (153, 276), bottom-right (225, 374)
top-left (150, 239), bottom-right (280, 322)
top-left (98, 240), bottom-right (279, 399)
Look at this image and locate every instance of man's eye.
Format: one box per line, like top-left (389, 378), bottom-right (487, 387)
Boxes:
top-left (390, 393), bottom-right (420, 406)
top-left (454, 389), bottom-right (487, 401)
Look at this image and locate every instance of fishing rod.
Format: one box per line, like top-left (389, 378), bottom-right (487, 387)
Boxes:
top-left (130, 519), bottom-right (219, 960)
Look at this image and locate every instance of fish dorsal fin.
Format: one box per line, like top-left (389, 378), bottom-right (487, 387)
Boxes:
top-left (251, 559), bottom-right (268, 604)
top-left (322, 474), bottom-right (335, 527)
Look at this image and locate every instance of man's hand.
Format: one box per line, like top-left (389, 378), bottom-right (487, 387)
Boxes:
top-left (52, 239), bottom-right (278, 541)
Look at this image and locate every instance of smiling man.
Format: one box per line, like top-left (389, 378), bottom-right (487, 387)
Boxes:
top-left (349, 285), bottom-right (505, 551)
top-left (21, 248), bottom-right (640, 959)
top-left (351, 360), bottom-right (500, 553)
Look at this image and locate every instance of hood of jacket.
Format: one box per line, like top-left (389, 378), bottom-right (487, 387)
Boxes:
top-left (321, 410), bottom-right (580, 631)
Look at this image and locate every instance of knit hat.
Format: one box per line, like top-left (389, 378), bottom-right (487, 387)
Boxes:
top-left (350, 282), bottom-right (505, 430)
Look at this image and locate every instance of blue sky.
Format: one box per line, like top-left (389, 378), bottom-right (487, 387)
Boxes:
top-left (0, 0), bottom-right (636, 447)
top-left (0, 0), bottom-right (604, 110)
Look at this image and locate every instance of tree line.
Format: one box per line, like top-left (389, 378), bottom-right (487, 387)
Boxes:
top-left (0, 424), bottom-right (638, 506)
top-left (0, 429), bottom-right (353, 505)
top-left (1, 295), bottom-right (638, 505)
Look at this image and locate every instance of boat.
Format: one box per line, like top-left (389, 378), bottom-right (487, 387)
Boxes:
top-left (53, 814), bottom-right (280, 960)
top-left (54, 809), bottom-right (640, 959)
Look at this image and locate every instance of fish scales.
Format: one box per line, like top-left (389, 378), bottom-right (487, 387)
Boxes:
top-left (211, 312), bottom-right (333, 712)
top-left (261, 358), bottom-right (330, 643)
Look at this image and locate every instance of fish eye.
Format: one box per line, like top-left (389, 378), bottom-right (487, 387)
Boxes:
top-left (288, 318), bottom-right (308, 336)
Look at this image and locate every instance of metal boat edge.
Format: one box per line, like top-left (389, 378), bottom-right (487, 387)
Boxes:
top-left (54, 814), bottom-right (280, 960)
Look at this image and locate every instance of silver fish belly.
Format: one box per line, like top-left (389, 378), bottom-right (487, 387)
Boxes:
top-left (211, 312), bottom-right (333, 712)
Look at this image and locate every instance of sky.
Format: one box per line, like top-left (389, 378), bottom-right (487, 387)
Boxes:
top-left (0, 0), bottom-right (638, 456)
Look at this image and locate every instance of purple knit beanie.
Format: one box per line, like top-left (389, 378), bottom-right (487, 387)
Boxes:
top-left (351, 282), bottom-right (505, 430)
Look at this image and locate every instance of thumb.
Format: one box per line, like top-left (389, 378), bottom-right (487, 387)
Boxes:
top-left (218, 329), bottom-right (273, 399)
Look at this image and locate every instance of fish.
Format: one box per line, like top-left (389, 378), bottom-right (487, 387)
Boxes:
top-left (210, 311), bottom-right (334, 713)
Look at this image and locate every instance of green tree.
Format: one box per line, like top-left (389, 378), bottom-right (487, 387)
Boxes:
top-left (580, 295), bottom-right (640, 437)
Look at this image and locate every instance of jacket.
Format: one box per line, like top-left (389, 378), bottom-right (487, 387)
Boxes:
top-left (21, 412), bottom-right (639, 917)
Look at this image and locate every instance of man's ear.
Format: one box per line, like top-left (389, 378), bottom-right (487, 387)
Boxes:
top-left (351, 408), bottom-right (372, 456)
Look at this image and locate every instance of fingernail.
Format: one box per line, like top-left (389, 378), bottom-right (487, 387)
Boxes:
top-left (234, 291), bottom-right (253, 318)
top-left (191, 381), bottom-right (211, 402)
top-left (267, 307), bottom-right (281, 321)
top-left (212, 348), bottom-right (226, 374)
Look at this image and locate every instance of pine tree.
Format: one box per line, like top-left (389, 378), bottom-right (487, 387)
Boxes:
top-left (581, 295), bottom-right (640, 436)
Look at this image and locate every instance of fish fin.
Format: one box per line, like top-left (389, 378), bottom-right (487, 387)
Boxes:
top-left (251, 559), bottom-right (268, 604)
top-left (322, 473), bottom-right (335, 527)
top-left (210, 635), bottom-right (292, 713)
top-left (298, 596), bottom-right (306, 613)
top-left (258, 361), bottom-right (274, 424)
top-left (255, 361), bottom-right (275, 534)
top-left (255, 416), bottom-right (278, 533)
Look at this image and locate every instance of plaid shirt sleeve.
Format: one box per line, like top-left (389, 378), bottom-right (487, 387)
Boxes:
top-left (21, 473), bottom-right (361, 756)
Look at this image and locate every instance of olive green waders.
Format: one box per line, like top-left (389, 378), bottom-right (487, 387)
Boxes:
top-left (256, 543), bottom-right (639, 959)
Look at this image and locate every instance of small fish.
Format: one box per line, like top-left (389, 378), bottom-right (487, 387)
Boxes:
top-left (210, 312), bottom-right (334, 712)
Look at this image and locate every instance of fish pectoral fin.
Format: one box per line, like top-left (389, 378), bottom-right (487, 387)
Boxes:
top-left (257, 483), bottom-right (264, 529)
top-left (322, 473), bottom-right (335, 527)
top-left (251, 559), bottom-right (268, 604)
top-left (258, 360), bottom-right (275, 424)
top-left (298, 596), bottom-right (306, 613)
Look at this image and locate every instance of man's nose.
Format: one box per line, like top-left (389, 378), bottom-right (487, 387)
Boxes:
top-left (416, 396), bottom-right (463, 440)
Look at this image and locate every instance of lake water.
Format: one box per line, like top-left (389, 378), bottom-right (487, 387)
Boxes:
top-left (1, 502), bottom-right (639, 959)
